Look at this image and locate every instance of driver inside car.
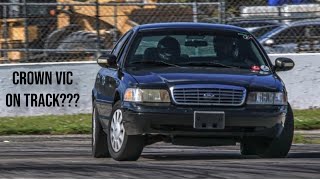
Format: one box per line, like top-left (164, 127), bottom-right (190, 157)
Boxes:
top-left (157, 36), bottom-right (181, 63)
top-left (214, 36), bottom-right (256, 67)
top-left (214, 37), bottom-right (239, 61)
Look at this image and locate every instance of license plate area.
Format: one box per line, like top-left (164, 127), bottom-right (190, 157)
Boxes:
top-left (193, 111), bottom-right (225, 129)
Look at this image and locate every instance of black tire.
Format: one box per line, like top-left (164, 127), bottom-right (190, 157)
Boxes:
top-left (107, 101), bottom-right (144, 161)
top-left (239, 104), bottom-right (294, 158)
top-left (56, 31), bottom-right (103, 50)
top-left (256, 104), bottom-right (294, 158)
top-left (55, 31), bottom-right (104, 61)
top-left (240, 140), bottom-right (257, 156)
top-left (92, 105), bottom-right (110, 158)
top-left (44, 24), bottom-right (82, 49)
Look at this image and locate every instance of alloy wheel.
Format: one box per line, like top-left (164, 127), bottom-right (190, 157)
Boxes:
top-left (110, 109), bottom-right (125, 152)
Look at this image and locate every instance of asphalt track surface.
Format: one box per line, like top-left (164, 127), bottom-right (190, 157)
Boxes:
top-left (0, 135), bottom-right (319, 178)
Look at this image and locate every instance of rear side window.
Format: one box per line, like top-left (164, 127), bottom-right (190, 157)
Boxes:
top-left (305, 25), bottom-right (320, 37)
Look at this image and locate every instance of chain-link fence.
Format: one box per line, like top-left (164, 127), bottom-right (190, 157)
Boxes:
top-left (1, 0), bottom-right (320, 63)
top-left (0, 0), bottom-right (223, 63)
top-left (225, 0), bottom-right (320, 54)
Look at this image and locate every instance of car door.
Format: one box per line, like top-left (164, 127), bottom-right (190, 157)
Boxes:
top-left (271, 25), bottom-right (305, 53)
top-left (298, 24), bottom-right (320, 52)
top-left (96, 30), bottom-right (133, 123)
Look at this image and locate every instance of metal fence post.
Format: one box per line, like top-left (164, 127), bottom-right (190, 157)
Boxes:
top-left (23, 0), bottom-right (29, 62)
top-left (3, 5), bottom-right (9, 62)
top-left (278, 6), bottom-right (283, 23)
top-left (95, 0), bottom-right (101, 54)
top-left (192, 2), bottom-right (198, 23)
top-left (113, 4), bottom-right (118, 46)
top-left (219, 0), bottom-right (226, 24)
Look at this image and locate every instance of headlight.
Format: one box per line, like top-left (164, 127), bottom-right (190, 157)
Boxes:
top-left (124, 88), bottom-right (171, 103)
top-left (247, 92), bottom-right (287, 105)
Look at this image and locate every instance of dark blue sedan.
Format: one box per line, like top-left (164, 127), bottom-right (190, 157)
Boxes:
top-left (92, 23), bottom-right (295, 161)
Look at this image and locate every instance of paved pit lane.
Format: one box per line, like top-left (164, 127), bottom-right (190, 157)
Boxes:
top-left (0, 135), bottom-right (319, 178)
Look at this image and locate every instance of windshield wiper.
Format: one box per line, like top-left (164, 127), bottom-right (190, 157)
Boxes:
top-left (181, 62), bottom-right (241, 68)
top-left (129, 61), bottom-right (181, 67)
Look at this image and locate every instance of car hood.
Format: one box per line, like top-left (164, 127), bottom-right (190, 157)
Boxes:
top-left (127, 67), bottom-right (283, 91)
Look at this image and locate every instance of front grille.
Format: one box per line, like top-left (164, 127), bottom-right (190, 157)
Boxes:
top-left (171, 84), bottom-right (246, 106)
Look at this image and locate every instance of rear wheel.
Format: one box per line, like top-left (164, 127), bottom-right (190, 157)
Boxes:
top-left (57, 31), bottom-right (103, 50)
top-left (107, 101), bottom-right (144, 161)
top-left (92, 105), bottom-right (110, 158)
top-left (44, 24), bottom-right (82, 49)
top-left (56, 31), bottom-right (104, 61)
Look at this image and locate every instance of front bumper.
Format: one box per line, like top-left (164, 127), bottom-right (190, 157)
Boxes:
top-left (122, 102), bottom-right (287, 139)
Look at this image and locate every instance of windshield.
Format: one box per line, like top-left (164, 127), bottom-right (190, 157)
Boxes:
top-left (126, 30), bottom-right (267, 69)
top-left (251, 25), bottom-right (280, 38)
top-left (259, 25), bottom-right (287, 40)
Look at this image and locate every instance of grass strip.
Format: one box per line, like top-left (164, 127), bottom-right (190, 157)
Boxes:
top-left (0, 109), bottom-right (318, 135)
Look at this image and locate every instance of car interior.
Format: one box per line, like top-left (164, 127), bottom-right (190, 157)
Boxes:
top-left (128, 34), bottom-right (266, 69)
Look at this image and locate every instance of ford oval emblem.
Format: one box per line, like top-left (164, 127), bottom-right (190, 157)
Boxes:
top-left (203, 93), bottom-right (215, 98)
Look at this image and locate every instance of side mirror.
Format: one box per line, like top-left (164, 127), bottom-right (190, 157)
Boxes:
top-left (264, 39), bottom-right (274, 46)
top-left (274, 57), bottom-right (295, 71)
top-left (97, 54), bottom-right (117, 68)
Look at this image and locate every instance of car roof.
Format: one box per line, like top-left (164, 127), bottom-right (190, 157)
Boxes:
top-left (259, 19), bottom-right (320, 39)
top-left (134, 22), bottom-right (249, 33)
top-left (288, 19), bottom-right (320, 27)
top-left (229, 20), bottom-right (280, 25)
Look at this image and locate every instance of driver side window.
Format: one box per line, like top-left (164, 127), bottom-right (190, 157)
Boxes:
top-left (274, 26), bottom-right (305, 44)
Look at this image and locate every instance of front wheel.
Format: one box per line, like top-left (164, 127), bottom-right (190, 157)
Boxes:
top-left (257, 104), bottom-right (294, 158)
top-left (240, 140), bottom-right (257, 156)
top-left (240, 104), bottom-right (294, 158)
top-left (107, 101), bottom-right (144, 161)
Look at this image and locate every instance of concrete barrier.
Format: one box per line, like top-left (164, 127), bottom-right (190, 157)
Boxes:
top-left (269, 54), bottom-right (320, 109)
top-left (0, 62), bottom-right (100, 117)
top-left (0, 54), bottom-right (319, 117)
